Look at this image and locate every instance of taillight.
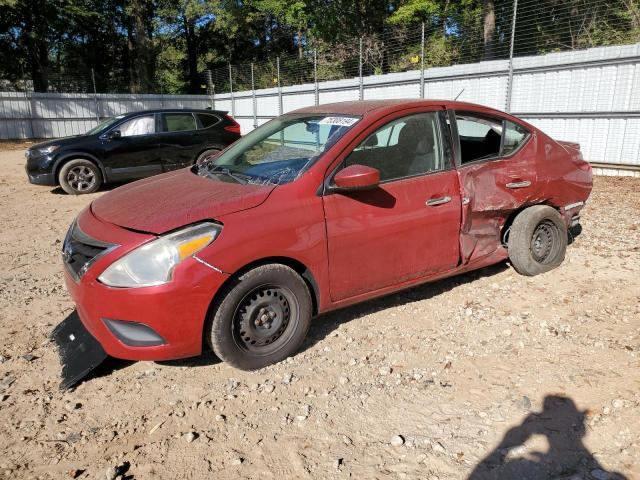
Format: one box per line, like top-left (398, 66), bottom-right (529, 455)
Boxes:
top-left (224, 115), bottom-right (241, 134)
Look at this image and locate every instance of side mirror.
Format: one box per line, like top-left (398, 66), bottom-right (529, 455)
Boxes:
top-left (331, 164), bottom-right (380, 192)
top-left (108, 130), bottom-right (121, 140)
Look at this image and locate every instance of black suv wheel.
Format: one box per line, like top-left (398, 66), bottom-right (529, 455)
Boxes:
top-left (58, 159), bottom-right (102, 195)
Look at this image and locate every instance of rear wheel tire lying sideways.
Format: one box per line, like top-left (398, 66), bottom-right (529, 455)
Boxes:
top-left (195, 149), bottom-right (220, 165)
top-left (508, 205), bottom-right (568, 276)
top-left (58, 159), bottom-right (102, 195)
top-left (207, 264), bottom-right (312, 370)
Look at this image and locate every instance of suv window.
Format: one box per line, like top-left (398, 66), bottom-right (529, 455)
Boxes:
top-left (344, 112), bottom-right (444, 182)
top-left (196, 113), bottom-right (220, 129)
top-left (118, 115), bottom-right (155, 137)
top-left (162, 113), bottom-right (196, 132)
top-left (455, 112), bottom-right (530, 164)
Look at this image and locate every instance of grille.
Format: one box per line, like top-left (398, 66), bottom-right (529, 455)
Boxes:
top-left (62, 221), bottom-right (117, 281)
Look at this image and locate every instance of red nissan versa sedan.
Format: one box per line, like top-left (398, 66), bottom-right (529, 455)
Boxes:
top-left (54, 100), bottom-right (592, 384)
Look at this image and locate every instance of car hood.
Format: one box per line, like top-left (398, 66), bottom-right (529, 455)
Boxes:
top-left (30, 135), bottom-right (91, 150)
top-left (91, 168), bottom-right (275, 234)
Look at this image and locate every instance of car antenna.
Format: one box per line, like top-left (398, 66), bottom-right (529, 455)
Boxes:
top-left (454, 88), bottom-right (465, 101)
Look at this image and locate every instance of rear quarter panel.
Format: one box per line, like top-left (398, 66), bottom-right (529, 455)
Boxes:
top-left (536, 131), bottom-right (593, 223)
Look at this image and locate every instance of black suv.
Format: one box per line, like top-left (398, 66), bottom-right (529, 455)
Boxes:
top-left (25, 108), bottom-right (241, 194)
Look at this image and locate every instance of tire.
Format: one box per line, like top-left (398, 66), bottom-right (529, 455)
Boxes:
top-left (207, 264), bottom-right (312, 370)
top-left (195, 149), bottom-right (220, 165)
top-left (58, 159), bottom-right (102, 195)
top-left (508, 205), bottom-right (568, 276)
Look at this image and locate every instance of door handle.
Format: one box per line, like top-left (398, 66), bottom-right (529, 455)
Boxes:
top-left (426, 196), bottom-right (451, 206)
top-left (505, 180), bottom-right (531, 189)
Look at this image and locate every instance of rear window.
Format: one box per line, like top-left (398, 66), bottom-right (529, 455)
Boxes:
top-left (163, 113), bottom-right (196, 132)
top-left (502, 121), bottom-right (529, 156)
top-left (197, 113), bottom-right (220, 129)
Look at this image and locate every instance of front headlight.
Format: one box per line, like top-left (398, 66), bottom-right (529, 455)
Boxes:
top-left (98, 222), bottom-right (221, 288)
top-left (36, 145), bottom-right (59, 156)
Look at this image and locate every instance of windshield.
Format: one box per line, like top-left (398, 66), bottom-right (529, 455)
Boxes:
top-left (85, 115), bottom-right (124, 135)
top-left (197, 114), bottom-right (360, 185)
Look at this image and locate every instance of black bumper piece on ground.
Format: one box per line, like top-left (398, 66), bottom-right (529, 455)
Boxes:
top-left (51, 310), bottom-right (108, 390)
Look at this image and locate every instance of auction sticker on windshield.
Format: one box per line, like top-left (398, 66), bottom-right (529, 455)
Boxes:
top-left (318, 116), bottom-right (359, 126)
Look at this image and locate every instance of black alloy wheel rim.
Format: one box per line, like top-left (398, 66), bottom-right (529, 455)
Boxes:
top-left (530, 220), bottom-right (561, 263)
top-left (67, 166), bottom-right (96, 192)
top-left (233, 284), bottom-right (299, 355)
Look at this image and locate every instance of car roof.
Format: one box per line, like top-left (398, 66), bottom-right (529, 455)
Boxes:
top-left (119, 108), bottom-right (227, 117)
top-left (291, 99), bottom-right (508, 117)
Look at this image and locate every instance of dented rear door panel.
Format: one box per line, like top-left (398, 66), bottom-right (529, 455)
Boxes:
top-left (456, 132), bottom-right (546, 264)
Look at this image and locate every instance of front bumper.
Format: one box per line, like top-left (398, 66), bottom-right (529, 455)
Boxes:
top-left (25, 167), bottom-right (56, 186)
top-left (63, 209), bottom-right (230, 361)
top-left (25, 152), bottom-right (57, 186)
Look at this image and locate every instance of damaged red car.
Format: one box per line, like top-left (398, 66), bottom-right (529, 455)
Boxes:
top-left (55, 100), bottom-right (592, 386)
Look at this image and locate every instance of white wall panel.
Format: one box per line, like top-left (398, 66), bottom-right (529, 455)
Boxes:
top-left (2, 44), bottom-right (639, 172)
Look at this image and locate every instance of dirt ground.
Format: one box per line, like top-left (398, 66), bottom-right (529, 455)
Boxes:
top-left (0, 147), bottom-right (638, 480)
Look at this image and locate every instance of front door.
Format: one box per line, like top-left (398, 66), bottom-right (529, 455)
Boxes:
top-left (323, 109), bottom-right (461, 301)
top-left (101, 113), bottom-right (163, 180)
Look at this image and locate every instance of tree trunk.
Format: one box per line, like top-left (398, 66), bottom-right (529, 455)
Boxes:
top-left (483, 0), bottom-right (496, 60)
top-left (23, 1), bottom-right (49, 92)
top-left (184, 16), bottom-right (199, 94)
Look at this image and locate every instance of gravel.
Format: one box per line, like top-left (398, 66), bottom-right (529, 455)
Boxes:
top-left (0, 149), bottom-right (638, 479)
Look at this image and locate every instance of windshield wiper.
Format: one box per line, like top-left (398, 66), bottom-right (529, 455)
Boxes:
top-left (205, 164), bottom-right (250, 184)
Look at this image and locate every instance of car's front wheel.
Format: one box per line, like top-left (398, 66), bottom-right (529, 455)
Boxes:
top-left (508, 205), bottom-right (568, 276)
top-left (58, 159), bottom-right (102, 195)
top-left (207, 264), bottom-right (312, 370)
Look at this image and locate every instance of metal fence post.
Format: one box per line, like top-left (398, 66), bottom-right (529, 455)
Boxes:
top-left (229, 62), bottom-right (235, 117)
top-left (91, 68), bottom-right (99, 122)
top-left (314, 49), bottom-right (319, 106)
top-left (205, 70), bottom-right (215, 109)
top-left (358, 37), bottom-right (364, 100)
top-left (25, 90), bottom-right (35, 139)
top-left (505, 0), bottom-right (518, 113)
top-left (420, 23), bottom-right (426, 99)
top-left (277, 57), bottom-right (282, 115)
top-left (251, 63), bottom-right (257, 129)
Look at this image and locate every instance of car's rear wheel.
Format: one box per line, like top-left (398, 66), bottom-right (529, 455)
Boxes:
top-left (195, 149), bottom-right (220, 166)
top-left (58, 159), bottom-right (102, 195)
top-left (207, 264), bottom-right (312, 370)
top-left (508, 205), bottom-right (567, 276)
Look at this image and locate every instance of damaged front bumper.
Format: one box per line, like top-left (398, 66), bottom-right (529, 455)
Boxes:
top-left (51, 310), bottom-right (108, 389)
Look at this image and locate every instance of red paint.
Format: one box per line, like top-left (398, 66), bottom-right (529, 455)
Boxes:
top-left (333, 164), bottom-right (380, 190)
top-left (65, 100), bottom-right (593, 361)
top-left (223, 115), bottom-right (241, 134)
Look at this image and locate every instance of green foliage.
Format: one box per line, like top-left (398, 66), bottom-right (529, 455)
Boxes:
top-left (0, 0), bottom-right (638, 93)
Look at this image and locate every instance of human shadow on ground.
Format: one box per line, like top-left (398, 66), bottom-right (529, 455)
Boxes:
top-left (468, 395), bottom-right (627, 480)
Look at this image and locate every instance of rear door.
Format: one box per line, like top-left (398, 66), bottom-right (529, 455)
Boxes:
top-left (323, 108), bottom-right (461, 301)
top-left (451, 110), bottom-right (541, 264)
top-left (157, 112), bottom-right (202, 170)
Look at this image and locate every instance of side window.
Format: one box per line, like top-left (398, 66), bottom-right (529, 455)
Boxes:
top-left (118, 115), bottom-right (155, 137)
top-left (455, 113), bottom-right (502, 164)
top-left (344, 112), bottom-right (444, 182)
top-left (196, 113), bottom-right (220, 129)
top-left (502, 120), bottom-right (528, 156)
top-left (163, 113), bottom-right (197, 132)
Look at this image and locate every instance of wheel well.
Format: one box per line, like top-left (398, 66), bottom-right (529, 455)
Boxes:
top-left (501, 203), bottom-right (561, 246)
top-left (54, 156), bottom-right (105, 184)
top-left (200, 257), bottom-right (320, 352)
top-left (195, 147), bottom-right (222, 162)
